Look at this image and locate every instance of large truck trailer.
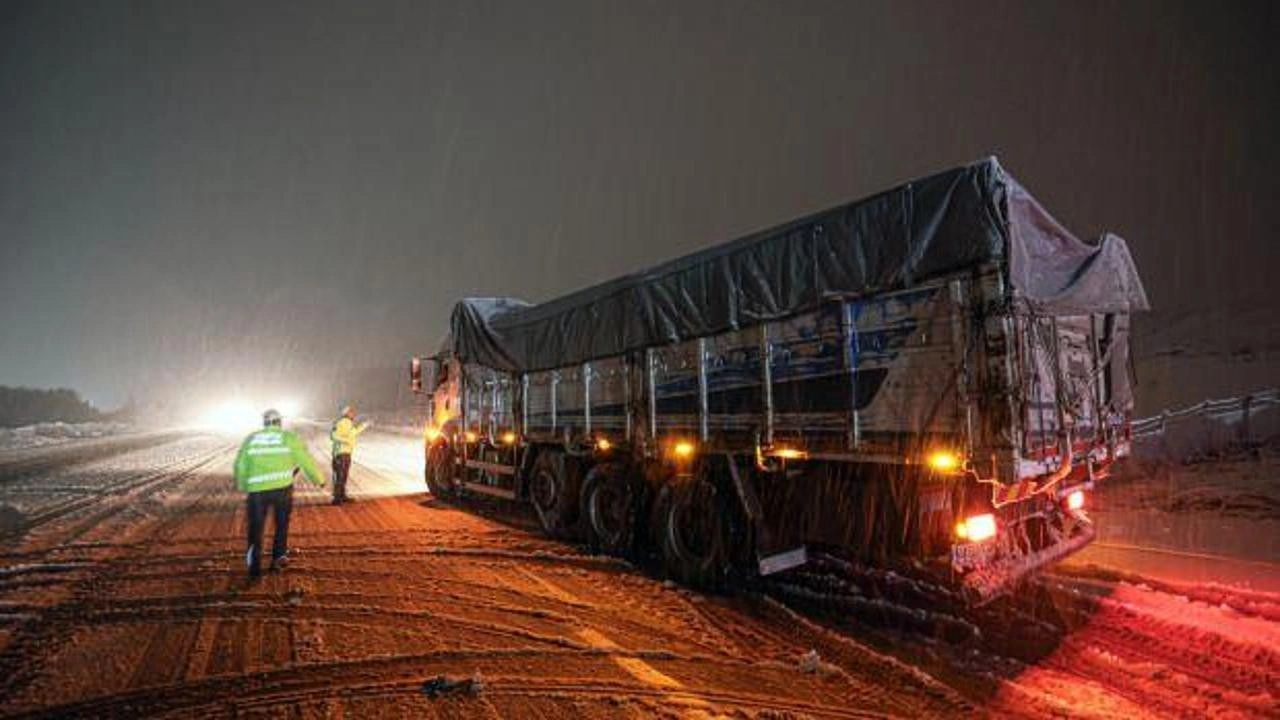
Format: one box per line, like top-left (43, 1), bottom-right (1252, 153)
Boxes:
top-left (409, 157), bottom-right (1149, 603)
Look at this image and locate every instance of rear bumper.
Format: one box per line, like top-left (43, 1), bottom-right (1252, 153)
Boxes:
top-left (951, 502), bottom-right (1095, 605)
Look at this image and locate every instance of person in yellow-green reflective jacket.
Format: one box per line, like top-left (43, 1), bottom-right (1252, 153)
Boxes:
top-left (329, 404), bottom-right (369, 505)
top-left (233, 409), bottom-right (325, 581)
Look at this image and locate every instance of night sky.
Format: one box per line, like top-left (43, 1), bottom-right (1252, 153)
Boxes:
top-left (2, 1), bottom-right (1276, 411)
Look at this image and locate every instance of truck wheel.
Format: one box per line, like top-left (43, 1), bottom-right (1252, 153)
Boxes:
top-left (581, 463), bottom-right (633, 556)
top-left (529, 450), bottom-right (578, 538)
top-left (425, 444), bottom-right (453, 497)
top-left (659, 476), bottom-right (728, 590)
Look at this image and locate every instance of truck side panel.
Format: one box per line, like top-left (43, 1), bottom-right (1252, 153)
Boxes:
top-left (588, 356), bottom-right (629, 436)
top-left (518, 272), bottom-right (976, 459)
top-left (841, 282), bottom-right (964, 455)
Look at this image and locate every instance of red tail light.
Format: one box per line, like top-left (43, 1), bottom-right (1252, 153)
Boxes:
top-left (1066, 490), bottom-right (1085, 511)
top-left (955, 513), bottom-right (997, 543)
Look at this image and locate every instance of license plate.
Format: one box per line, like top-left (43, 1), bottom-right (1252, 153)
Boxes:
top-left (952, 541), bottom-right (995, 570)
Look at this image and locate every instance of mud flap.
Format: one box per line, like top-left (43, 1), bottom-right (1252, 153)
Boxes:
top-left (725, 454), bottom-right (809, 578)
top-left (758, 546), bottom-right (808, 576)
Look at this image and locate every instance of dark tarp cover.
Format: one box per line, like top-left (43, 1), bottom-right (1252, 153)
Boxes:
top-left (443, 157), bottom-right (1148, 373)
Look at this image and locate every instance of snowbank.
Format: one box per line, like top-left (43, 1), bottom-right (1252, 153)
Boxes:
top-left (0, 421), bottom-right (133, 453)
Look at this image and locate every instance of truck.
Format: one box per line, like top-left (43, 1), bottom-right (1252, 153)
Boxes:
top-left (409, 157), bottom-right (1149, 604)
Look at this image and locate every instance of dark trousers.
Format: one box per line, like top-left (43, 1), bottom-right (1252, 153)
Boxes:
top-left (332, 453), bottom-right (351, 502)
top-left (246, 486), bottom-right (293, 576)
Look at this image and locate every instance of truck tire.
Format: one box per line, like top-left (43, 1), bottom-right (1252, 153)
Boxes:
top-left (529, 450), bottom-right (578, 538)
top-left (659, 476), bottom-right (728, 590)
top-left (425, 443), bottom-right (453, 497)
top-left (580, 463), bottom-right (633, 556)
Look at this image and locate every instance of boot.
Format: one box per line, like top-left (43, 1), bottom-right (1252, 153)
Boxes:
top-left (270, 551), bottom-right (290, 572)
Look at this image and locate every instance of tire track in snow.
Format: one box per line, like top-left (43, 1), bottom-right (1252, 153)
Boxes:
top-left (0, 442), bottom-right (236, 705)
top-left (4, 647), bottom-right (883, 720)
top-left (2, 442), bottom-right (230, 551)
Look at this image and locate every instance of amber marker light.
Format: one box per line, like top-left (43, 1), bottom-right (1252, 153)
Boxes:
top-left (672, 441), bottom-right (696, 459)
top-left (771, 447), bottom-right (808, 460)
top-left (596, 437), bottom-right (612, 452)
top-left (501, 431), bottom-right (517, 445)
top-left (927, 450), bottom-right (961, 473)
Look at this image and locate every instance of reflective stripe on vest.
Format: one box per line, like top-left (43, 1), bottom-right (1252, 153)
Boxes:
top-left (245, 469), bottom-right (293, 486)
top-left (247, 446), bottom-right (291, 456)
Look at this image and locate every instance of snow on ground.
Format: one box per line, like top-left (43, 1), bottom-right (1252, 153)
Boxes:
top-left (982, 574), bottom-right (1280, 718)
top-left (1, 427), bottom-right (1277, 717)
top-left (0, 428), bottom-right (966, 718)
top-left (0, 422), bottom-right (133, 453)
top-left (1070, 442), bottom-right (1280, 592)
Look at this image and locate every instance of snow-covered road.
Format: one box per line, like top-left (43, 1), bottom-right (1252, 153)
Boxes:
top-left (0, 428), bottom-right (1274, 718)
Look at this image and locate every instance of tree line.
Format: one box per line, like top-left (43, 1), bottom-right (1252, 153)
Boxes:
top-left (0, 386), bottom-right (103, 427)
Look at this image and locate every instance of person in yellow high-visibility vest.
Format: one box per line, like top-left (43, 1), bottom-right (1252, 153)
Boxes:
top-left (234, 409), bottom-right (325, 580)
top-left (329, 404), bottom-right (369, 504)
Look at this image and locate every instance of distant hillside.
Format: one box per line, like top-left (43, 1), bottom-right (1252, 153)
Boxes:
top-left (0, 386), bottom-right (103, 427)
top-left (1133, 306), bottom-right (1279, 416)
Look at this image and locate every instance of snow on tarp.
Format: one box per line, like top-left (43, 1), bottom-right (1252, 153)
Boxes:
top-left (447, 297), bottom-right (532, 372)
top-left (442, 157), bottom-right (1149, 372)
top-left (1006, 179), bottom-right (1149, 315)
